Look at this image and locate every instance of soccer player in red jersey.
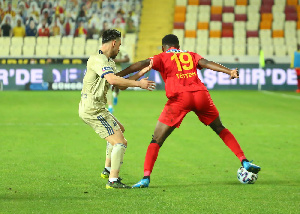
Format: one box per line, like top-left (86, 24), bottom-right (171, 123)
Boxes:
top-left (118, 34), bottom-right (261, 188)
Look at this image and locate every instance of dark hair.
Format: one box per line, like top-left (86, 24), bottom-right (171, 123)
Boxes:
top-left (102, 29), bottom-right (121, 44)
top-left (162, 34), bottom-right (179, 47)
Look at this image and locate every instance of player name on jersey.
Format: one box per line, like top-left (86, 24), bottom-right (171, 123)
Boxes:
top-left (176, 72), bottom-right (197, 79)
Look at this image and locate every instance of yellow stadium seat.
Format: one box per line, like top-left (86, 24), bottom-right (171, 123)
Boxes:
top-left (0, 46), bottom-right (9, 56)
top-left (260, 21), bottom-right (272, 29)
top-left (261, 13), bottom-right (273, 22)
top-left (36, 37), bottom-right (49, 46)
top-left (197, 22), bottom-right (209, 30)
top-left (49, 36), bottom-right (61, 45)
top-left (236, 0), bottom-right (248, 5)
top-left (211, 6), bottom-right (222, 14)
top-left (24, 37), bottom-right (36, 46)
top-left (210, 30), bottom-right (221, 38)
top-left (188, 0), bottom-right (199, 5)
top-left (175, 6), bottom-right (186, 14)
top-left (287, 0), bottom-right (297, 5)
top-left (174, 13), bottom-right (186, 22)
top-left (185, 30), bottom-right (197, 38)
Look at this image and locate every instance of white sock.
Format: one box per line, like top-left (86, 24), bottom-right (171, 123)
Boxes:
top-left (111, 143), bottom-right (127, 171)
top-left (106, 141), bottom-right (113, 159)
top-left (109, 177), bottom-right (118, 182)
top-left (105, 167), bottom-right (111, 172)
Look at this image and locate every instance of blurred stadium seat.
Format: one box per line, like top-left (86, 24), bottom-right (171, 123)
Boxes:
top-left (170, 0), bottom-right (300, 58)
top-left (0, 0), bottom-right (299, 63)
top-left (0, 0), bottom-right (140, 63)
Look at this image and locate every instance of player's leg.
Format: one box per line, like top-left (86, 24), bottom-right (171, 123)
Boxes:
top-left (105, 129), bottom-right (131, 189)
top-left (194, 90), bottom-right (261, 173)
top-left (209, 116), bottom-right (246, 161)
top-left (144, 121), bottom-right (176, 174)
top-left (90, 111), bottom-right (130, 189)
top-left (101, 114), bottom-right (125, 179)
top-left (132, 122), bottom-right (176, 188)
top-left (133, 94), bottom-right (190, 188)
top-left (101, 141), bottom-right (113, 179)
top-left (209, 115), bottom-right (261, 173)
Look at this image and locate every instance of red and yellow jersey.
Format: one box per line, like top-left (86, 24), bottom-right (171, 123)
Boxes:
top-left (151, 47), bottom-right (207, 98)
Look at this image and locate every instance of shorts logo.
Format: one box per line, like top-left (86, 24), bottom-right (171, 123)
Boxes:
top-left (102, 66), bottom-right (113, 71)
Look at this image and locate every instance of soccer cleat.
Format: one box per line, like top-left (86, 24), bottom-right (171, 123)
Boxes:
top-left (132, 178), bottom-right (150, 188)
top-left (106, 179), bottom-right (132, 189)
top-left (113, 96), bottom-right (118, 105)
top-left (100, 168), bottom-right (110, 179)
top-left (242, 160), bottom-right (261, 174)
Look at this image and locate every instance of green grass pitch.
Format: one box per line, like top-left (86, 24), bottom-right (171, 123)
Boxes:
top-left (1, 90), bottom-right (299, 213)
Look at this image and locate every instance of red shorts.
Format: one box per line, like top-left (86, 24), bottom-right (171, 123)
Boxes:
top-left (158, 90), bottom-right (219, 128)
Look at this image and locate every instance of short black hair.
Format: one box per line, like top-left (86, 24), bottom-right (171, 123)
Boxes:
top-left (162, 34), bottom-right (179, 47)
top-left (102, 29), bottom-right (121, 44)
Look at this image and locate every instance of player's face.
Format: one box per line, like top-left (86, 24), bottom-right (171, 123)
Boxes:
top-left (111, 38), bottom-right (121, 59)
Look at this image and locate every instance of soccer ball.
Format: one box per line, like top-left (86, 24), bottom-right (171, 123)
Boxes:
top-left (237, 167), bottom-right (258, 184)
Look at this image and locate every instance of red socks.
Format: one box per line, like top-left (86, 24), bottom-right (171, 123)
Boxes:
top-left (143, 129), bottom-right (245, 177)
top-left (219, 128), bottom-right (246, 162)
top-left (143, 143), bottom-right (160, 177)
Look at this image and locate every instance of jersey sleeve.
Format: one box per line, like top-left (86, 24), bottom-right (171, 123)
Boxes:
top-left (150, 54), bottom-right (162, 71)
top-left (91, 56), bottom-right (114, 78)
top-left (194, 53), bottom-right (204, 70)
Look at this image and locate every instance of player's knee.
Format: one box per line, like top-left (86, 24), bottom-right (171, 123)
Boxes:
top-left (214, 126), bottom-right (225, 135)
top-left (209, 121), bottom-right (225, 135)
top-left (121, 138), bottom-right (127, 147)
top-left (151, 138), bottom-right (163, 147)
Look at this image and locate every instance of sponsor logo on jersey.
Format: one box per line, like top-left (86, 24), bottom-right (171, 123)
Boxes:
top-left (102, 66), bottom-right (113, 71)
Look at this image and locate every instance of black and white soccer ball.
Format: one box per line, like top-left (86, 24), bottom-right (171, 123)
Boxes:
top-left (237, 167), bottom-right (258, 184)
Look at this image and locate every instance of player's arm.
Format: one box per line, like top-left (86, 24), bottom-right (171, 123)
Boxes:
top-left (104, 73), bottom-right (155, 91)
top-left (116, 59), bottom-right (151, 77)
top-left (127, 59), bottom-right (153, 81)
top-left (113, 60), bottom-right (153, 90)
top-left (198, 58), bottom-right (239, 79)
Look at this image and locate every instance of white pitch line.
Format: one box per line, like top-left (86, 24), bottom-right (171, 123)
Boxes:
top-left (261, 90), bottom-right (300, 100)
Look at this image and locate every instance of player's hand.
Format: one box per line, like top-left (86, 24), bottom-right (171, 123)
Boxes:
top-left (138, 77), bottom-right (156, 91)
top-left (230, 68), bottom-right (239, 79)
top-left (139, 59), bottom-right (153, 76)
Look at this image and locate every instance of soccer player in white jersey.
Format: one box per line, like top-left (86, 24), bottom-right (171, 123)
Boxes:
top-left (79, 29), bottom-right (155, 189)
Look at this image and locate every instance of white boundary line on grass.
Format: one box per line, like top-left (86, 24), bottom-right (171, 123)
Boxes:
top-left (260, 90), bottom-right (300, 100)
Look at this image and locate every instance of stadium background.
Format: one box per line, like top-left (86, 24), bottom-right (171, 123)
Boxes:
top-left (0, 0), bottom-right (299, 91)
